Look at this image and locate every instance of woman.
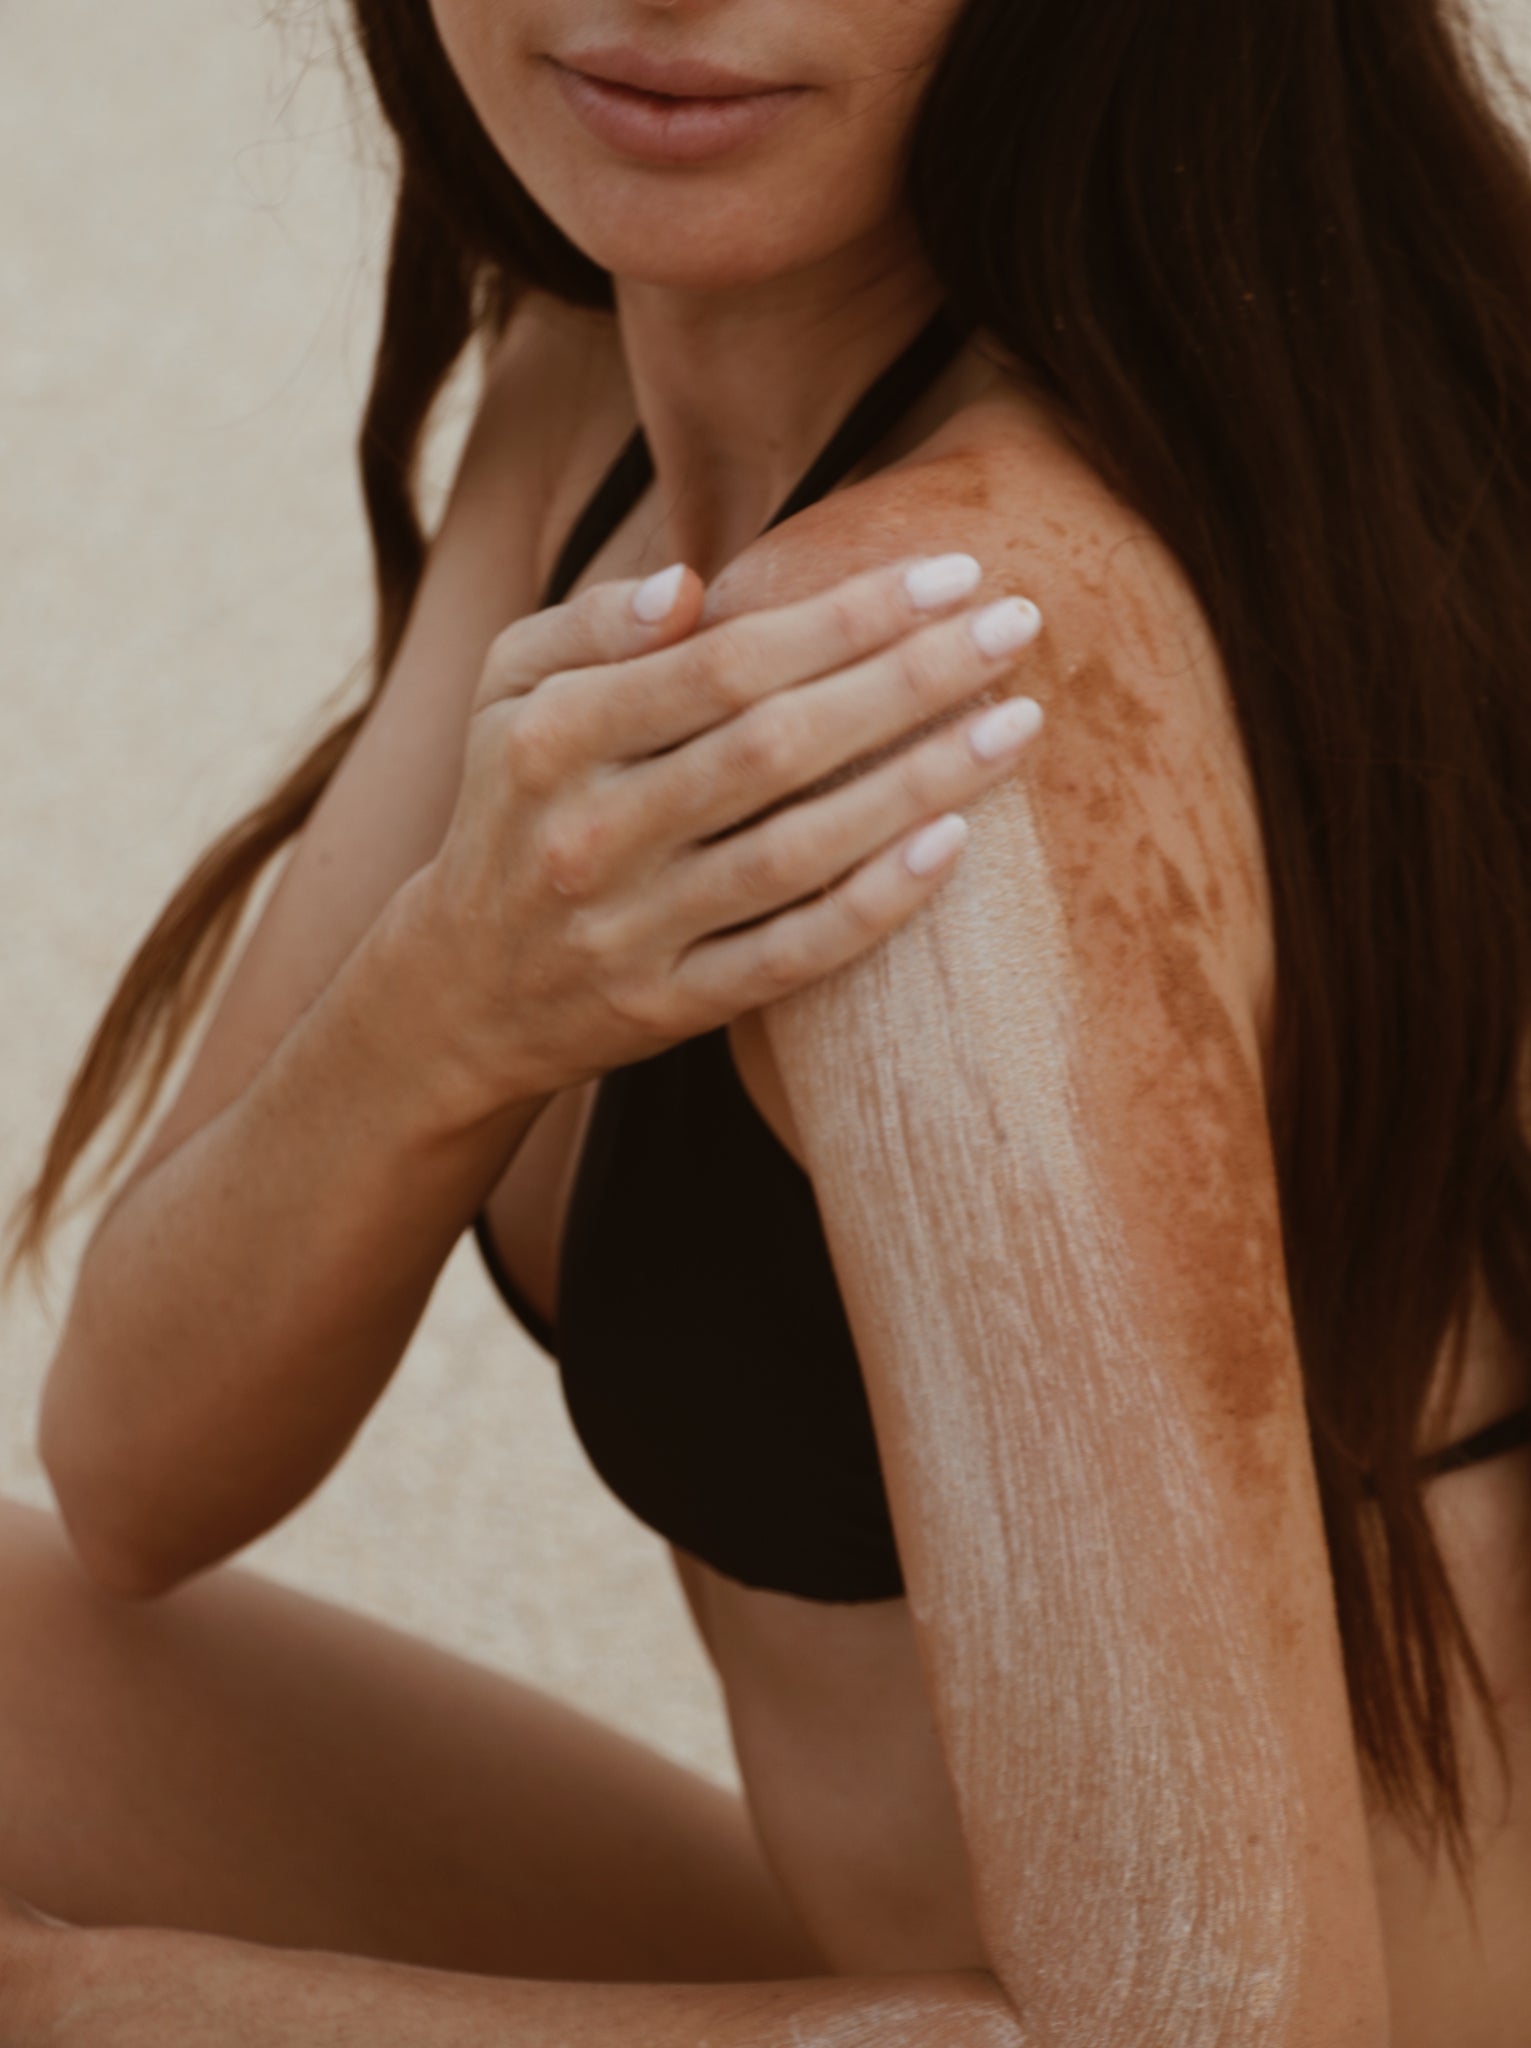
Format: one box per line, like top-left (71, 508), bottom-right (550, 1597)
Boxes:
top-left (2, 0), bottom-right (1529, 2039)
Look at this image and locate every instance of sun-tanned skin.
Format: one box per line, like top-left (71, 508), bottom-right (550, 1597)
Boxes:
top-left (705, 422), bottom-right (1356, 2047)
top-left (3, 0), bottom-right (1529, 2037)
top-left (498, 323), bottom-right (1531, 2046)
top-left (464, 308), bottom-right (1531, 2041)
top-left (0, 291), bottom-right (1522, 2048)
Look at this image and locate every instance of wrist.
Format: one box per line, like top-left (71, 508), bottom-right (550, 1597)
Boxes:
top-left (357, 869), bottom-right (557, 1147)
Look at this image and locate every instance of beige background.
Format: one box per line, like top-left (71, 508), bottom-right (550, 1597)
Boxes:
top-left (4, 0), bottom-right (1530, 1795)
top-left (0, 0), bottom-right (736, 1791)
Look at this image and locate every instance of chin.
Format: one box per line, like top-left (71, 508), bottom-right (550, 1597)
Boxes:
top-left (551, 214), bottom-right (848, 297)
top-left (527, 186), bottom-right (855, 298)
top-left (452, 60), bottom-right (890, 296)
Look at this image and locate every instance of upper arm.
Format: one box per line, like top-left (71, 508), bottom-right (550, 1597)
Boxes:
top-left (115, 291), bottom-right (587, 1194)
top-left (702, 430), bottom-right (1389, 2045)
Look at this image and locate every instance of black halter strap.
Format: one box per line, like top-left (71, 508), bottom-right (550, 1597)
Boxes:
top-left (1415, 1402), bottom-right (1531, 1482)
top-left (540, 302), bottom-right (976, 610)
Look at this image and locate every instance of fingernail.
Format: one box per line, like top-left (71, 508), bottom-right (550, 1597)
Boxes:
top-left (632, 562), bottom-right (686, 623)
top-left (969, 696), bottom-right (1044, 759)
top-left (969, 598), bottom-right (1043, 657)
top-left (903, 553), bottom-right (982, 608)
top-left (904, 811), bottom-right (969, 875)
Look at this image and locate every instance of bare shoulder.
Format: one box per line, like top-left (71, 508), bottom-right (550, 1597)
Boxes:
top-left (704, 380), bottom-right (1278, 1083)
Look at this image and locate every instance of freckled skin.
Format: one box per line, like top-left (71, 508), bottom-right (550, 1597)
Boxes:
top-left (1044, 649), bottom-right (1165, 777)
top-left (1019, 631), bottom-right (1296, 1496)
top-left (703, 403), bottom-right (1393, 2044)
top-left (1129, 857), bottom-right (1296, 1448)
top-left (710, 419), bottom-right (1302, 1512)
top-left (1032, 772), bottom-right (1298, 1501)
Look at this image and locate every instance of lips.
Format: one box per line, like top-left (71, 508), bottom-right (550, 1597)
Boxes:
top-left (553, 43), bottom-right (797, 99)
top-left (548, 58), bottom-right (809, 166)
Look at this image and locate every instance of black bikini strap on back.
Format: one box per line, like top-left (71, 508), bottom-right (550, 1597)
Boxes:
top-left (539, 302), bottom-right (976, 611)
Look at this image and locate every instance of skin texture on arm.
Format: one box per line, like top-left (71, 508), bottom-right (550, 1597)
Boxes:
top-left (700, 413), bottom-right (1395, 2047)
top-left (19, 1926), bottom-right (1029, 2047)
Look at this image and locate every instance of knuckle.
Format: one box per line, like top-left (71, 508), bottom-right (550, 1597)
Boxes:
top-left (891, 628), bottom-right (951, 716)
top-left (730, 824), bottom-right (796, 902)
top-left (895, 739), bottom-right (947, 813)
top-left (724, 702), bottom-right (802, 785)
top-left (830, 878), bottom-right (881, 941)
top-left (606, 974), bottom-right (672, 1037)
top-left (466, 696), bottom-right (517, 768)
top-left (537, 807), bottom-right (610, 900)
top-left (563, 902), bottom-right (614, 968)
top-left (825, 577), bottom-right (882, 653)
top-left (478, 628), bottom-right (526, 707)
top-left (502, 701), bottom-right (568, 796)
top-left (664, 635), bottom-right (719, 709)
top-left (485, 618), bottom-right (525, 670)
top-left (693, 624), bottom-right (763, 714)
top-left (753, 923), bottom-right (814, 996)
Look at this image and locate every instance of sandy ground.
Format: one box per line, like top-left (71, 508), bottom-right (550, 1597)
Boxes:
top-left (5, 0), bottom-right (1531, 1802)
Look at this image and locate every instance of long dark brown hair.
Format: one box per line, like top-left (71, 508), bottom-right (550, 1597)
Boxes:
top-left (8, 0), bottom-right (1531, 1857)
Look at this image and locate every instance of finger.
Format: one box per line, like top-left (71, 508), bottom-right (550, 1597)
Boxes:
top-left (556, 552), bottom-right (991, 763)
top-left (670, 802), bottom-right (982, 1020)
top-left (664, 689), bottom-right (1045, 940)
top-left (632, 593), bottom-right (1043, 846)
top-left (474, 562), bottom-right (704, 716)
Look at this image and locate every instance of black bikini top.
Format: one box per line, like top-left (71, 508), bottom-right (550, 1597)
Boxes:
top-left (472, 305), bottom-right (1531, 1601)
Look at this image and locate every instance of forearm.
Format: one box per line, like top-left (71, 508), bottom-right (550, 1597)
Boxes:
top-left (36, 1928), bottom-right (1028, 2048)
top-left (40, 889), bottom-right (545, 1593)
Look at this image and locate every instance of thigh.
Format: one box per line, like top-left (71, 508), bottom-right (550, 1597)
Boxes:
top-left (0, 1499), bottom-right (822, 1982)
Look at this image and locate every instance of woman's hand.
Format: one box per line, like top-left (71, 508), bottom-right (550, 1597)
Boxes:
top-left (404, 552), bottom-right (1045, 1113)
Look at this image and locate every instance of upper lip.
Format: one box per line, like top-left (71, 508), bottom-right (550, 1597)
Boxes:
top-left (553, 44), bottom-right (799, 98)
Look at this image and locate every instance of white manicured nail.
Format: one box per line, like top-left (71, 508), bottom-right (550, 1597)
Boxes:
top-left (904, 811), bottom-right (969, 875)
top-left (969, 597), bottom-right (1043, 656)
top-left (968, 696), bottom-right (1044, 759)
top-left (632, 562), bottom-right (686, 622)
top-left (902, 553), bottom-right (983, 608)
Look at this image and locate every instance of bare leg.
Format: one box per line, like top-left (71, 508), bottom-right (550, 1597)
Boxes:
top-left (0, 1498), bottom-right (823, 1982)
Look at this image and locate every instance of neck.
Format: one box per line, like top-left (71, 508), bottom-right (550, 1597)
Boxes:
top-left (609, 229), bottom-right (957, 583)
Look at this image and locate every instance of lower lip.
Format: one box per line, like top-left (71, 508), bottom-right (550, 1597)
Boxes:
top-left (549, 61), bottom-right (807, 165)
